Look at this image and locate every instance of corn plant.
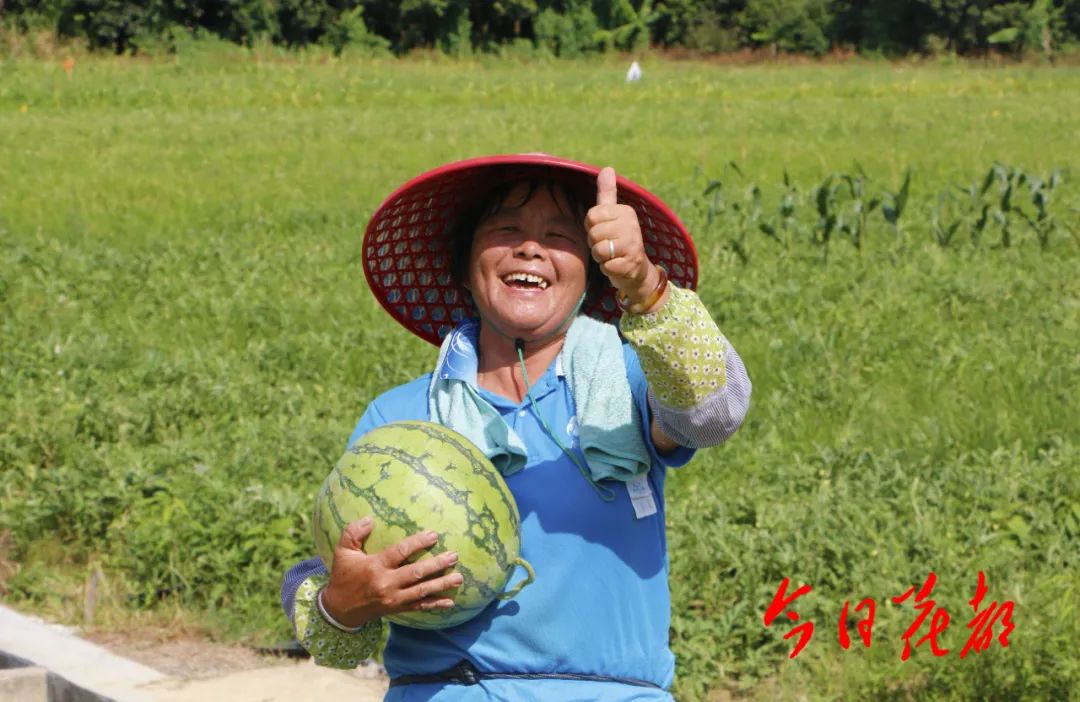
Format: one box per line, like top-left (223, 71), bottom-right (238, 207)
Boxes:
top-left (881, 168), bottom-right (912, 238)
top-left (759, 170), bottom-right (799, 249)
top-left (728, 183), bottom-right (762, 264)
top-left (968, 164), bottom-right (1068, 249)
top-left (1017, 168), bottom-right (1065, 249)
top-left (702, 162), bottom-right (761, 264)
top-left (701, 161), bottom-right (746, 227)
top-left (837, 169), bottom-right (880, 251)
top-left (810, 174), bottom-right (840, 251)
top-left (704, 163), bottom-right (1070, 256)
top-left (985, 164), bottom-right (1019, 247)
top-left (955, 178), bottom-right (994, 246)
top-left (932, 190), bottom-right (963, 247)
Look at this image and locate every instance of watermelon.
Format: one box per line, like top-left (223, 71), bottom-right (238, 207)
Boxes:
top-left (312, 420), bottom-right (534, 629)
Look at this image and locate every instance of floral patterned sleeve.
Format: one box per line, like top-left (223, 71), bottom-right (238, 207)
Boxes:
top-left (619, 284), bottom-right (751, 448)
top-left (292, 574), bottom-right (383, 669)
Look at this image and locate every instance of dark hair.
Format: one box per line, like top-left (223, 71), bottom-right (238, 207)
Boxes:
top-left (448, 177), bottom-right (607, 308)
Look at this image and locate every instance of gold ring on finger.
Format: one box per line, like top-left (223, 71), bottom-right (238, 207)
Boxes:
top-left (608, 239), bottom-right (615, 261)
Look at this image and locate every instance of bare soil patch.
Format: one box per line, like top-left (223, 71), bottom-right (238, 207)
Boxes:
top-left (84, 627), bottom-right (386, 683)
top-left (86, 628), bottom-right (293, 679)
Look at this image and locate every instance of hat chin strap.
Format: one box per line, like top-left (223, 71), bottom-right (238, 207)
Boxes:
top-left (471, 290), bottom-right (615, 502)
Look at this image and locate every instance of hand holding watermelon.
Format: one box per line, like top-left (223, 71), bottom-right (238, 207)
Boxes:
top-left (313, 422), bottom-right (534, 629)
top-left (320, 517), bottom-right (463, 628)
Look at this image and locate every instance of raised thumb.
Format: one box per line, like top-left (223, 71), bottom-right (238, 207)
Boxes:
top-left (596, 166), bottom-right (618, 207)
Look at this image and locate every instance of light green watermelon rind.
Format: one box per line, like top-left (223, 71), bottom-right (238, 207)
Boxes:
top-left (331, 459), bottom-right (504, 628)
top-left (337, 440), bottom-right (515, 573)
top-left (397, 422), bottom-right (521, 532)
top-left (312, 479), bottom-right (341, 570)
top-left (311, 420), bottom-right (527, 630)
top-left (333, 460), bottom-right (424, 551)
top-left (333, 456), bottom-right (503, 593)
top-left (392, 423), bottom-right (522, 576)
top-left (380, 425), bottom-right (528, 627)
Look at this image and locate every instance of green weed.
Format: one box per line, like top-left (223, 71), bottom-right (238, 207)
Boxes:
top-left (0, 52), bottom-right (1078, 700)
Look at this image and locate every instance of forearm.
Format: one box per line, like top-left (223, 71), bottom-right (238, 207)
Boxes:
top-left (281, 559), bottom-right (383, 669)
top-left (620, 284), bottom-right (752, 448)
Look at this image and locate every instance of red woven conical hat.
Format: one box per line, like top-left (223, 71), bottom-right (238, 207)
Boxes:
top-left (362, 154), bottom-right (698, 346)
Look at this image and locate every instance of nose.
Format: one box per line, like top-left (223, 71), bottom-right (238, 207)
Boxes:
top-left (513, 235), bottom-right (545, 260)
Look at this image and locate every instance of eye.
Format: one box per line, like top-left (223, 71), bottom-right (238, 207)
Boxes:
top-left (478, 222), bottom-right (517, 237)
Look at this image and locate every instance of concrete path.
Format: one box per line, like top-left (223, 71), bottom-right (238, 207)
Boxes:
top-left (140, 661), bottom-right (387, 701)
top-left (0, 667), bottom-right (49, 700)
top-left (0, 604), bottom-right (387, 701)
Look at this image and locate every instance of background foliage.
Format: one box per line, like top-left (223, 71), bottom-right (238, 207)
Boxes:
top-left (1, 52), bottom-right (1078, 700)
top-left (3, 0), bottom-right (1080, 56)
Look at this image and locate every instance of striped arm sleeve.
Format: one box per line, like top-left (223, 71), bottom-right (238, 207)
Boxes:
top-left (281, 557), bottom-right (326, 622)
top-left (620, 284), bottom-right (752, 449)
top-left (292, 575), bottom-right (383, 668)
top-left (281, 559), bottom-right (383, 669)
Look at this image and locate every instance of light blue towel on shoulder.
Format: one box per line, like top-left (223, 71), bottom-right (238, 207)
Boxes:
top-left (428, 316), bottom-right (650, 483)
top-left (563, 315), bottom-right (652, 482)
top-left (427, 318), bottom-right (529, 475)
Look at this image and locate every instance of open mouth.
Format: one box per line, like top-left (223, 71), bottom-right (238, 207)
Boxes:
top-left (502, 272), bottom-right (550, 291)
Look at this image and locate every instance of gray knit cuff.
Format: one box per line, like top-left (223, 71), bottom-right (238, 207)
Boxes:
top-left (648, 344), bottom-right (751, 449)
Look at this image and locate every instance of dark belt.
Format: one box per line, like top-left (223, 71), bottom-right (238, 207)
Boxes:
top-left (389, 659), bottom-right (663, 690)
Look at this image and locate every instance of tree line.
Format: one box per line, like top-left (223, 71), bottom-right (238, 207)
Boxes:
top-left (2, 0), bottom-right (1078, 57)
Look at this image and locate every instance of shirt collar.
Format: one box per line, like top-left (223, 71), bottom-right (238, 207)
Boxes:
top-left (437, 318), bottom-right (566, 384)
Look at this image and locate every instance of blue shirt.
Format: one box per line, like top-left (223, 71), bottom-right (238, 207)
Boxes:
top-left (346, 343), bottom-right (694, 701)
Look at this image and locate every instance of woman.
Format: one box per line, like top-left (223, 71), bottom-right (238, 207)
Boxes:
top-left (281, 154), bottom-right (751, 700)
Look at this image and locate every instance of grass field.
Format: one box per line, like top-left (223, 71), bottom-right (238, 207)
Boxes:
top-left (1, 47), bottom-right (1079, 700)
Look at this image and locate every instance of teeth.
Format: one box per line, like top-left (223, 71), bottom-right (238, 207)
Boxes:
top-left (503, 273), bottom-right (549, 289)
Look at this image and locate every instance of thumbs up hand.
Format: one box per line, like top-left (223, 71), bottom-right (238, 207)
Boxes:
top-left (586, 167), bottom-right (665, 312)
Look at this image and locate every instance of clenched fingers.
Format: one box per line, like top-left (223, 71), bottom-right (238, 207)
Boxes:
top-left (590, 235), bottom-right (643, 263)
top-left (595, 256), bottom-right (639, 281)
top-left (399, 571), bottom-right (465, 606)
top-left (585, 203), bottom-right (631, 229)
top-left (396, 550), bottom-right (459, 587)
top-left (413, 596), bottom-right (456, 612)
top-left (381, 529), bottom-right (439, 568)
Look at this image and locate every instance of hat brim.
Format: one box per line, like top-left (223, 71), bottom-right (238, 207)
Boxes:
top-left (362, 154), bottom-right (698, 347)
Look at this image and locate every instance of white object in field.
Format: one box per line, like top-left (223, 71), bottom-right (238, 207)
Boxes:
top-left (626, 61), bottom-right (642, 83)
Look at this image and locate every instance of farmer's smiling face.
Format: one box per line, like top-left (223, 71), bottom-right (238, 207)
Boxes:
top-left (466, 182), bottom-right (590, 342)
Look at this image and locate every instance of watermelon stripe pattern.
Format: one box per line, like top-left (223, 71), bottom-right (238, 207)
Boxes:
top-left (400, 422), bottom-right (521, 530)
top-left (313, 421), bottom-right (532, 629)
